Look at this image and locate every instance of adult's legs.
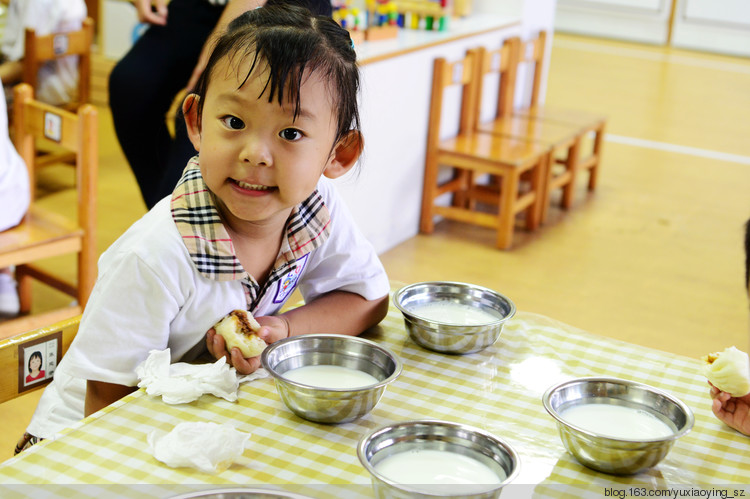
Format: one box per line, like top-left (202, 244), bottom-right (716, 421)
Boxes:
top-left (109, 0), bottom-right (222, 208)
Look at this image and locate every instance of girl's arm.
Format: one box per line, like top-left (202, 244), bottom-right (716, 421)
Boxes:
top-left (207, 291), bottom-right (389, 374)
top-left (85, 380), bottom-right (137, 416)
top-left (282, 290), bottom-right (389, 338)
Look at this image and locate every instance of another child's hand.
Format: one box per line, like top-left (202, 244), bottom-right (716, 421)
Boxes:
top-left (205, 315), bottom-right (290, 375)
top-left (710, 383), bottom-right (750, 436)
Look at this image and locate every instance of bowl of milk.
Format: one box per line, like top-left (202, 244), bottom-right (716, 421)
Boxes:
top-left (393, 282), bottom-right (515, 354)
top-left (261, 334), bottom-right (402, 423)
top-left (542, 377), bottom-right (694, 475)
top-left (357, 420), bottom-right (519, 498)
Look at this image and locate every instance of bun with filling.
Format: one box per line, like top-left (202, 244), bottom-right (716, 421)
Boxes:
top-left (702, 346), bottom-right (750, 397)
top-left (214, 309), bottom-right (266, 358)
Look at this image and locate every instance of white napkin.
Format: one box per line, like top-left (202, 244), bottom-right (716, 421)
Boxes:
top-left (135, 348), bottom-right (268, 404)
top-left (148, 422), bottom-right (251, 473)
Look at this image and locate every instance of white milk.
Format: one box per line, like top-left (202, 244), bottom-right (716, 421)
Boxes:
top-left (409, 301), bottom-right (499, 325)
top-left (560, 403), bottom-right (675, 439)
top-left (282, 365), bottom-right (378, 389)
top-left (374, 448), bottom-right (504, 493)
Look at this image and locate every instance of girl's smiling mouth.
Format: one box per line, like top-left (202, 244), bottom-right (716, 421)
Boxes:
top-left (232, 179), bottom-right (277, 194)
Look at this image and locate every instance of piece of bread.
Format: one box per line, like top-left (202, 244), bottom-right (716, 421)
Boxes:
top-left (214, 309), bottom-right (266, 358)
top-left (702, 346), bottom-right (750, 397)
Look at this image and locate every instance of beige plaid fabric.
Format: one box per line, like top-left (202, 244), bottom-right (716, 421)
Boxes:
top-left (1, 286), bottom-right (748, 496)
top-left (170, 157), bottom-right (331, 310)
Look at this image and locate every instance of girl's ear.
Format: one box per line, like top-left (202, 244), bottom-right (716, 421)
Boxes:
top-left (183, 94), bottom-right (202, 152)
top-left (323, 131), bottom-right (363, 179)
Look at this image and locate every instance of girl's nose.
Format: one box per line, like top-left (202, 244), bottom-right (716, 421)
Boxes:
top-left (240, 136), bottom-right (272, 166)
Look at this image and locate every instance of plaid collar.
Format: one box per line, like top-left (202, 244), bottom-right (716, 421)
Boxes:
top-left (170, 157), bottom-right (331, 290)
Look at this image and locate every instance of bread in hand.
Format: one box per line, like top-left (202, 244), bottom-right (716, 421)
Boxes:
top-left (702, 346), bottom-right (750, 397)
top-left (214, 309), bottom-right (266, 358)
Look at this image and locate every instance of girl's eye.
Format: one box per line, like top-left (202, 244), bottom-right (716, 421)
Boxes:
top-left (280, 128), bottom-right (302, 141)
top-left (220, 116), bottom-right (245, 130)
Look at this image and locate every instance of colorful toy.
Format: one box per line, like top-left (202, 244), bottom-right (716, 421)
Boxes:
top-left (332, 0), bottom-right (453, 44)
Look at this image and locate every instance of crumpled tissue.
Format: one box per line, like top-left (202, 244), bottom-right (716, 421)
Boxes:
top-left (148, 422), bottom-right (251, 473)
top-left (135, 348), bottom-right (269, 404)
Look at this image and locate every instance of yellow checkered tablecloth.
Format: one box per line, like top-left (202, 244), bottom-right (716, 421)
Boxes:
top-left (1, 295), bottom-right (749, 498)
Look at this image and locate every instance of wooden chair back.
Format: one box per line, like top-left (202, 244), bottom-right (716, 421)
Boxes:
top-left (474, 36), bottom-right (520, 122)
top-left (23, 17), bottom-right (94, 110)
top-left (425, 50), bottom-right (480, 154)
top-left (514, 30), bottom-right (547, 109)
top-left (0, 84), bottom-right (98, 339)
top-left (0, 315), bottom-right (80, 404)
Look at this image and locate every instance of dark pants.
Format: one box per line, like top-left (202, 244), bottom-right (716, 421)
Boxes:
top-left (109, 0), bottom-right (224, 208)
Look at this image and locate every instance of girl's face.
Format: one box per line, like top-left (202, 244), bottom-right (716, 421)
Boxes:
top-left (30, 356), bottom-right (41, 372)
top-left (184, 55), bottom-right (360, 234)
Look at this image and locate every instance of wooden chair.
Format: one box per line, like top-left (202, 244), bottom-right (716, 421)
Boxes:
top-left (420, 50), bottom-right (550, 250)
top-left (0, 84), bottom-right (98, 339)
top-left (473, 38), bottom-right (583, 223)
top-left (23, 17), bottom-right (94, 168)
top-left (0, 315), bottom-right (80, 404)
top-left (23, 17), bottom-right (94, 110)
top-left (512, 31), bottom-right (606, 197)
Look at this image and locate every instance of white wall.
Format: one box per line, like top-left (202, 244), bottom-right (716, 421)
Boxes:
top-left (332, 2), bottom-right (559, 254)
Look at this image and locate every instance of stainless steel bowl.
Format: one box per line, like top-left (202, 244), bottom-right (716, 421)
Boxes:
top-left (393, 282), bottom-right (515, 354)
top-left (357, 420), bottom-right (519, 499)
top-left (261, 334), bottom-right (402, 424)
top-left (542, 377), bottom-right (694, 475)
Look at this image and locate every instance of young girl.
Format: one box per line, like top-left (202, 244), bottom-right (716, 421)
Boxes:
top-left (18, 4), bottom-right (389, 451)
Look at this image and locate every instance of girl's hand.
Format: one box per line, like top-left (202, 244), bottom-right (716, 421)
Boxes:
top-left (710, 383), bottom-right (750, 436)
top-left (205, 315), bottom-right (290, 375)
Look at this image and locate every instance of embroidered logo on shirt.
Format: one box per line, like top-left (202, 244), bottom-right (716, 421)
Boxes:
top-left (274, 254), bottom-right (309, 304)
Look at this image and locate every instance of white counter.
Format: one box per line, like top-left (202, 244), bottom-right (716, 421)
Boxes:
top-left (332, 15), bottom-right (523, 254)
top-left (355, 16), bottom-right (521, 65)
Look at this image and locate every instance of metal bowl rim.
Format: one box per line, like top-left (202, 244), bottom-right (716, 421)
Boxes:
top-left (393, 281), bottom-right (517, 326)
top-left (356, 418), bottom-right (520, 494)
top-left (167, 487), bottom-right (316, 499)
top-left (260, 333), bottom-right (403, 393)
top-left (541, 376), bottom-right (695, 443)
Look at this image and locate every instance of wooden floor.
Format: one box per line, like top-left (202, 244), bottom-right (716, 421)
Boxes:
top-left (2, 33), bottom-right (750, 463)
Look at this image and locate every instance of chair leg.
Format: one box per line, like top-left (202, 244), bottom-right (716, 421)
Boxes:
top-left (451, 169), bottom-right (471, 209)
top-left (78, 244), bottom-right (97, 308)
top-left (496, 171), bottom-right (519, 250)
top-left (420, 155), bottom-right (440, 234)
top-left (588, 122), bottom-right (605, 191)
top-left (526, 157), bottom-right (545, 232)
top-left (561, 139), bottom-right (580, 210)
top-left (539, 152), bottom-right (553, 224)
top-left (16, 266), bottom-right (33, 314)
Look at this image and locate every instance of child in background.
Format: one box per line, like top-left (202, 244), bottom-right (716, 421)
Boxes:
top-left (0, 75), bottom-right (30, 317)
top-left (709, 220), bottom-right (750, 436)
top-left (18, 5), bottom-right (389, 451)
top-left (0, 0), bottom-right (87, 106)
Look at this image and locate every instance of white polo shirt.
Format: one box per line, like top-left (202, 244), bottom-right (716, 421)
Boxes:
top-left (27, 159), bottom-right (389, 439)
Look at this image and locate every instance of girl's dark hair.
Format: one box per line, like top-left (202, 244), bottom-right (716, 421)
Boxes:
top-left (192, 4), bottom-right (360, 148)
top-left (28, 351), bottom-right (43, 371)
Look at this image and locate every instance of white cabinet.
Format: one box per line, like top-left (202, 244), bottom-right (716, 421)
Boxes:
top-left (554, 0), bottom-right (673, 44)
top-left (555, 0), bottom-right (750, 56)
top-left (671, 0), bottom-right (750, 57)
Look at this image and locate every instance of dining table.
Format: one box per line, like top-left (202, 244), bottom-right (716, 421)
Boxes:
top-left (1, 283), bottom-right (748, 499)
